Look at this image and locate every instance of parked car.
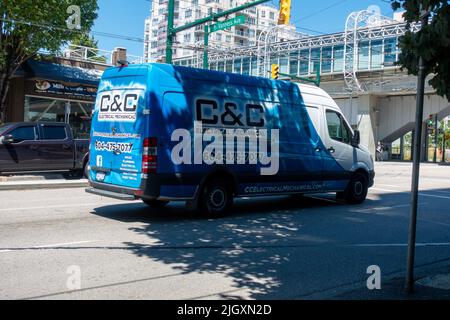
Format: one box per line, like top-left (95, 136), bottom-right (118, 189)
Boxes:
top-left (0, 122), bottom-right (89, 178)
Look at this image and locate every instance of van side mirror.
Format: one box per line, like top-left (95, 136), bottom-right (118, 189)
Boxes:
top-left (352, 130), bottom-right (360, 147)
top-left (2, 134), bottom-right (14, 144)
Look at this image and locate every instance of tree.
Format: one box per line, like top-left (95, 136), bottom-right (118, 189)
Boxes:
top-left (68, 34), bottom-right (107, 64)
top-left (0, 0), bottom-right (98, 123)
top-left (390, 0), bottom-right (450, 101)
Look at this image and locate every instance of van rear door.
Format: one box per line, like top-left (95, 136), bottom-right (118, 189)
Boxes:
top-left (89, 66), bottom-right (148, 190)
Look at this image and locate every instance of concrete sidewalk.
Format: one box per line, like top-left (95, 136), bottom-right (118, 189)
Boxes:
top-left (0, 173), bottom-right (88, 190)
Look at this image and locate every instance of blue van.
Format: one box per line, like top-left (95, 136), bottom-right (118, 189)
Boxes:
top-left (86, 63), bottom-right (374, 217)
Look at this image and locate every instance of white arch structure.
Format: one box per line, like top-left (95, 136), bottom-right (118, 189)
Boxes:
top-left (343, 9), bottom-right (395, 93)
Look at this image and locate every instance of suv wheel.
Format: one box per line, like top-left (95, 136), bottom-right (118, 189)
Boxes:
top-left (83, 162), bottom-right (90, 179)
top-left (344, 172), bottom-right (368, 204)
top-left (200, 179), bottom-right (233, 218)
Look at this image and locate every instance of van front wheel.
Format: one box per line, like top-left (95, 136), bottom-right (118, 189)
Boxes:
top-left (200, 180), bottom-right (233, 218)
top-left (343, 172), bottom-right (368, 204)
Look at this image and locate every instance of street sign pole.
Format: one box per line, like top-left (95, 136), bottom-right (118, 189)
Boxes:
top-left (165, 0), bottom-right (175, 64)
top-left (405, 8), bottom-right (430, 294)
top-left (203, 25), bottom-right (209, 69)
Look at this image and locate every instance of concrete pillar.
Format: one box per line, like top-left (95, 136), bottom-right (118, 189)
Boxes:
top-left (356, 94), bottom-right (378, 157)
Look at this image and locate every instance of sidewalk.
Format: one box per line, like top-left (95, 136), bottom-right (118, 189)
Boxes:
top-left (334, 260), bottom-right (450, 300)
top-left (0, 173), bottom-right (88, 191)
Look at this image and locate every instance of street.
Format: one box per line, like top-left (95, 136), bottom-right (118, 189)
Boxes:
top-left (1, 162), bottom-right (450, 300)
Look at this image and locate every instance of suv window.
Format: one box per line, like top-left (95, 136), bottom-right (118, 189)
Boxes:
top-left (0, 124), bottom-right (13, 136)
top-left (10, 126), bottom-right (36, 142)
top-left (326, 110), bottom-right (352, 144)
top-left (41, 126), bottom-right (67, 140)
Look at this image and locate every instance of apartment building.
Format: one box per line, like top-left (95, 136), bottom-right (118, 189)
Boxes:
top-left (144, 0), bottom-right (294, 63)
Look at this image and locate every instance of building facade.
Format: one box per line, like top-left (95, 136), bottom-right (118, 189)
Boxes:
top-left (144, 0), bottom-right (295, 63)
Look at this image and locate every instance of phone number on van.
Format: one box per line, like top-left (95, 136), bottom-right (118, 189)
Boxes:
top-left (95, 141), bottom-right (133, 154)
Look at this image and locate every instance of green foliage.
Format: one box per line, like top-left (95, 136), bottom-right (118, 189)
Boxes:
top-left (0, 0), bottom-right (98, 69)
top-left (391, 0), bottom-right (450, 101)
top-left (0, 0), bottom-right (98, 122)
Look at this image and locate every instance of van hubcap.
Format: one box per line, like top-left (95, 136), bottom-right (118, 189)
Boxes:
top-left (354, 181), bottom-right (363, 196)
top-left (209, 188), bottom-right (226, 209)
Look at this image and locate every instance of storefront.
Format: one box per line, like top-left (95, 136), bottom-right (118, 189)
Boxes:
top-left (7, 59), bottom-right (102, 138)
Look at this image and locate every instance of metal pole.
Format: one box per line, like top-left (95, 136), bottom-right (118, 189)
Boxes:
top-left (203, 25), bottom-right (209, 69)
top-left (434, 114), bottom-right (438, 163)
top-left (405, 9), bottom-right (429, 294)
top-left (442, 121), bottom-right (446, 163)
top-left (165, 0), bottom-right (175, 64)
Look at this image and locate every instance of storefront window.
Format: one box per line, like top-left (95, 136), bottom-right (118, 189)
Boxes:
top-left (24, 96), bottom-right (93, 139)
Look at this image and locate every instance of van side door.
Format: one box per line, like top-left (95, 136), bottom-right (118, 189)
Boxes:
top-left (322, 108), bottom-right (355, 190)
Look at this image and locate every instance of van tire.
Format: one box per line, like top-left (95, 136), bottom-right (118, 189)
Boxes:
top-left (143, 199), bottom-right (170, 208)
top-left (200, 179), bottom-right (233, 218)
top-left (343, 172), bottom-right (368, 204)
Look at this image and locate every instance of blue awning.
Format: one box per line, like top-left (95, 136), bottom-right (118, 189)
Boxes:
top-left (25, 60), bottom-right (102, 86)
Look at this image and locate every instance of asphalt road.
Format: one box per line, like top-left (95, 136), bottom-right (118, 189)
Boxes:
top-left (1, 162), bottom-right (450, 300)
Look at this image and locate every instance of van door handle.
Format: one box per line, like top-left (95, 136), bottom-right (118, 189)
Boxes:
top-left (315, 147), bottom-right (322, 153)
top-left (327, 147), bottom-right (335, 154)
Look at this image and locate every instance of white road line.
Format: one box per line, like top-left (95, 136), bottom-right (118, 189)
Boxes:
top-left (372, 187), bottom-right (450, 200)
top-left (350, 242), bottom-right (450, 247)
top-left (0, 201), bottom-right (134, 212)
top-left (0, 240), bottom-right (98, 253)
top-left (33, 240), bottom-right (97, 248)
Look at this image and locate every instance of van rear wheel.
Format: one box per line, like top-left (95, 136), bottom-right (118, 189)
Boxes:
top-left (143, 199), bottom-right (169, 208)
top-left (200, 179), bottom-right (233, 218)
top-left (342, 172), bottom-right (368, 204)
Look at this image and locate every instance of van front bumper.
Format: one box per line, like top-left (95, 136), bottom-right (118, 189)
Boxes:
top-left (86, 181), bottom-right (138, 201)
top-left (369, 170), bottom-right (375, 187)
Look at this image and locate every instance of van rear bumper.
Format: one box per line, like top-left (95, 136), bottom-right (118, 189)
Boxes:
top-left (86, 181), bottom-right (137, 201)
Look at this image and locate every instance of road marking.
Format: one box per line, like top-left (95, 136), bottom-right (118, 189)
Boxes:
top-left (0, 201), bottom-right (134, 212)
top-left (350, 242), bottom-right (450, 247)
top-left (372, 187), bottom-right (450, 200)
top-left (33, 240), bottom-right (97, 248)
top-left (352, 203), bottom-right (427, 213)
top-left (0, 240), bottom-right (97, 253)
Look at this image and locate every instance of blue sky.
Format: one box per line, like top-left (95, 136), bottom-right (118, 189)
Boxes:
top-left (93, 0), bottom-right (394, 57)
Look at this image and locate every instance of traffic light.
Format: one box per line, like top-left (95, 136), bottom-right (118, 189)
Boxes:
top-left (278, 0), bottom-right (291, 25)
top-left (271, 64), bottom-right (279, 80)
top-left (427, 114), bottom-right (435, 128)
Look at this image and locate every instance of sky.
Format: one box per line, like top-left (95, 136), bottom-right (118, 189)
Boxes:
top-left (93, 0), bottom-right (395, 57)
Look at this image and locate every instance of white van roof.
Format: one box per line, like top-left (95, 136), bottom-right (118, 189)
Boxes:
top-left (294, 82), bottom-right (341, 111)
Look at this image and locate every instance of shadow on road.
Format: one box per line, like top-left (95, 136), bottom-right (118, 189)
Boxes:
top-left (91, 188), bottom-right (450, 299)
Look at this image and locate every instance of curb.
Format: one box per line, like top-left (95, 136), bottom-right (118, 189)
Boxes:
top-left (0, 180), bottom-right (89, 191)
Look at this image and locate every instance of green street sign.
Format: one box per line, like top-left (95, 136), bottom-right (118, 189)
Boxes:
top-left (209, 15), bottom-right (246, 33)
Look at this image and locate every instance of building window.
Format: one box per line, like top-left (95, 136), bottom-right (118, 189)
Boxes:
top-left (384, 38), bottom-right (397, 66)
top-left (24, 96), bottom-right (93, 139)
top-left (358, 41), bottom-right (370, 70)
top-left (185, 9), bottom-right (192, 18)
top-left (371, 40), bottom-right (383, 69)
top-left (333, 45), bottom-right (344, 72)
top-left (270, 12), bottom-right (275, 20)
top-left (322, 47), bottom-right (332, 73)
top-left (261, 11), bottom-right (266, 18)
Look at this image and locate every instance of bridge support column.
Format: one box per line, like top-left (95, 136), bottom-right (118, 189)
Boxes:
top-left (356, 95), bottom-right (378, 157)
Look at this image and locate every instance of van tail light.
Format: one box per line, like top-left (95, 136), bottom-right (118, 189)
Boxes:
top-left (142, 137), bottom-right (157, 178)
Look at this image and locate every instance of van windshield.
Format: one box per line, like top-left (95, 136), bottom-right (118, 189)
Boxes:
top-left (0, 124), bottom-right (13, 136)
